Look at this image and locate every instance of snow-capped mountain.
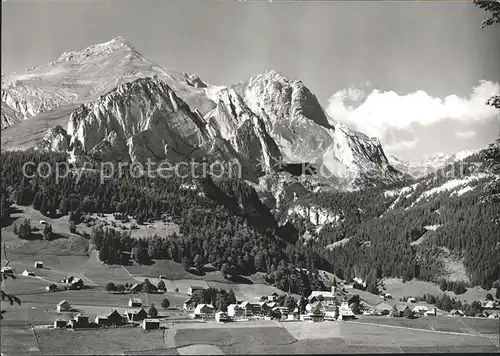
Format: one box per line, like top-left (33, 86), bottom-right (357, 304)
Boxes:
top-left (2, 37), bottom-right (403, 187)
top-left (388, 150), bottom-right (477, 178)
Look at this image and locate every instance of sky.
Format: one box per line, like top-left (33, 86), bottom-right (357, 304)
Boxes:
top-left (2, 0), bottom-right (499, 160)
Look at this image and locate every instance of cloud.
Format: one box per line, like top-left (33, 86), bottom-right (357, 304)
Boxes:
top-left (455, 130), bottom-right (476, 139)
top-left (326, 80), bottom-right (500, 140)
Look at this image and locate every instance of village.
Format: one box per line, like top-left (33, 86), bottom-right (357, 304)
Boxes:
top-left (32, 277), bottom-right (498, 333)
top-left (2, 253), bottom-right (499, 355)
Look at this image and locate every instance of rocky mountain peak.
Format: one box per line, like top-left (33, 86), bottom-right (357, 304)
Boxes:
top-left (56, 36), bottom-right (137, 64)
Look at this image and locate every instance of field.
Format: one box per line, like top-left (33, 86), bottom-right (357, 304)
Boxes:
top-left (353, 315), bottom-right (499, 337)
top-left (383, 278), bottom-right (496, 304)
top-left (2, 205), bottom-right (499, 355)
top-left (34, 328), bottom-right (167, 355)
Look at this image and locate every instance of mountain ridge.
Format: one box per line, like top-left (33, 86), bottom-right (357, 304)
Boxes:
top-left (2, 36), bottom-right (403, 189)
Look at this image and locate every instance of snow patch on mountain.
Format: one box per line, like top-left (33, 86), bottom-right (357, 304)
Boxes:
top-left (388, 150), bottom-right (477, 178)
top-left (414, 173), bottom-right (490, 203)
top-left (286, 204), bottom-right (341, 227)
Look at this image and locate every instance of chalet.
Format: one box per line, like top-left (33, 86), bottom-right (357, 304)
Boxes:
top-left (227, 304), bottom-right (245, 318)
top-left (183, 299), bottom-right (196, 311)
top-left (307, 305), bottom-right (325, 322)
top-left (142, 318), bottom-right (160, 330)
top-left (266, 302), bottom-right (277, 309)
top-left (69, 314), bottom-right (89, 328)
top-left (306, 301), bottom-right (326, 313)
top-left (95, 315), bottom-right (109, 325)
top-left (125, 308), bottom-right (148, 322)
top-left (259, 301), bottom-right (270, 314)
top-left (375, 302), bottom-right (392, 316)
top-left (22, 270), bottom-right (35, 277)
top-left (34, 261), bottom-right (44, 269)
top-left (193, 304), bottom-right (215, 319)
top-left (413, 306), bottom-right (429, 315)
top-left (53, 319), bottom-right (67, 328)
top-left (267, 292), bottom-right (279, 302)
top-left (308, 291), bottom-right (337, 306)
top-left (277, 306), bottom-right (289, 315)
top-left (128, 298), bottom-right (143, 307)
top-left (215, 311), bottom-right (230, 323)
top-left (407, 297), bottom-right (416, 303)
top-left (346, 295), bottom-right (360, 305)
top-left (1, 266), bottom-right (14, 274)
top-left (46, 284), bottom-right (58, 292)
top-left (339, 301), bottom-right (355, 320)
top-left (68, 278), bottom-right (84, 290)
top-left (324, 305), bottom-right (339, 319)
top-left (240, 301), bottom-right (261, 316)
top-left (482, 301), bottom-right (495, 309)
top-left (384, 293), bottom-right (393, 300)
top-left (188, 286), bottom-right (205, 296)
top-left (450, 309), bottom-right (464, 317)
top-left (395, 305), bottom-right (411, 317)
top-left (56, 300), bottom-right (71, 312)
top-left (106, 309), bottom-right (125, 325)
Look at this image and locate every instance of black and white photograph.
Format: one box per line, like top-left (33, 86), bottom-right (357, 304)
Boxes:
top-left (1, 0), bottom-right (499, 354)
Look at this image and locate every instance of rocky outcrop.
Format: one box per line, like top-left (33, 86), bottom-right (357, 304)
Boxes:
top-left (3, 37), bottom-right (404, 188)
top-left (34, 125), bottom-right (70, 152)
top-left (1, 101), bottom-right (23, 129)
top-left (66, 76), bottom-right (282, 178)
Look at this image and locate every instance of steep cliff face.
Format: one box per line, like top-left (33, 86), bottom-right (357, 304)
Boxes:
top-left (66, 76), bottom-right (281, 177)
top-left (34, 125), bottom-right (69, 152)
top-left (227, 70), bottom-right (401, 185)
top-left (230, 70), bottom-right (334, 163)
top-left (3, 37), bottom-right (404, 188)
top-left (67, 76), bottom-right (209, 163)
top-left (1, 101), bottom-right (23, 129)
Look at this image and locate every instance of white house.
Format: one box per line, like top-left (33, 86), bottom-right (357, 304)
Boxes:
top-left (227, 304), bottom-right (245, 318)
top-left (407, 297), bottom-right (416, 303)
top-left (56, 300), bottom-right (71, 312)
top-left (339, 301), bottom-right (355, 320)
top-left (142, 318), bottom-right (160, 330)
top-left (482, 301), bottom-right (495, 309)
top-left (267, 292), bottom-right (279, 302)
top-left (128, 298), bottom-right (143, 307)
top-left (22, 270), bottom-right (35, 277)
top-left (306, 304), bottom-right (325, 322)
top-left (1, 266), bottom-right (13, 274)
top-left (34, 261), bottom-right (43, 269)
top-left (306, 301), bottom-right (326, 313)
top-left (215, 311), bottom-right (230, 323)
top-left (193, 304), bottom-right (215, 319)
top-left (188, 286), bottom-right (205, 296)
top-left (424, 308), bottom-right (437, 316)
top-left (308, 291), bottom-right (337, 305)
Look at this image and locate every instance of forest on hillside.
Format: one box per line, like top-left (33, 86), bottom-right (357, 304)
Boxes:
top-left (1, 141), bottom-right (499, 293)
